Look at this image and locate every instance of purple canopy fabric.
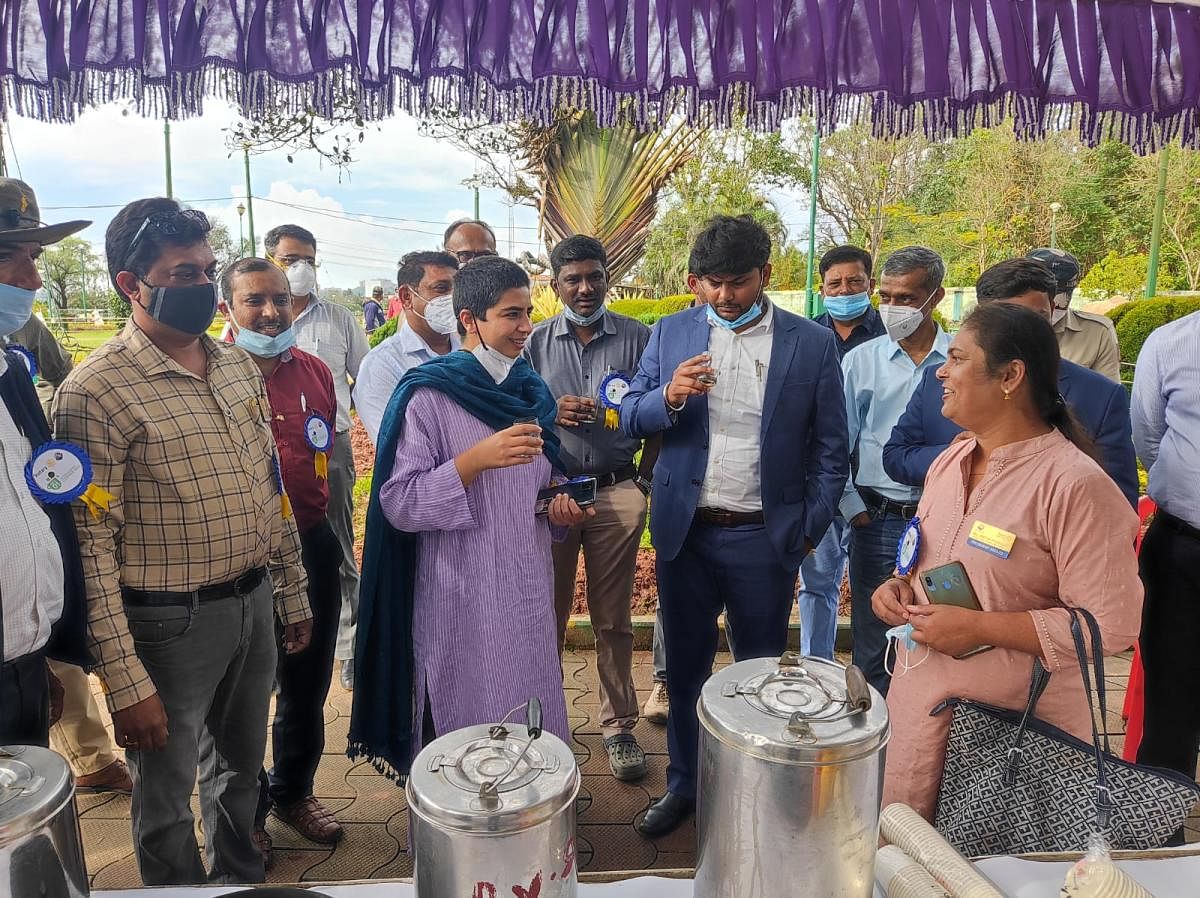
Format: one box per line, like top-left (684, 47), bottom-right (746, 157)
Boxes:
top-left (2, 0), bottom-right (1199, 152)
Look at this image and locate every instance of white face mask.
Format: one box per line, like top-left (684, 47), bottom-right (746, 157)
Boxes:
top-left (880, 295), bottom-right (933, 342)
top-left (472, 342), bottom-right (516, 384)
top-left (1050, 292), bottom-right (1071, 326)
top-left (285, 261), bottom-right (318, 297)
top-left (415, 293), bottom-right (456, 335)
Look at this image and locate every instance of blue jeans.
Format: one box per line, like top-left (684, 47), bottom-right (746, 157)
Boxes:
top-left (797, 516), bottom-right (849, 659)
top-left (848, 511), bottom-right (908, 697)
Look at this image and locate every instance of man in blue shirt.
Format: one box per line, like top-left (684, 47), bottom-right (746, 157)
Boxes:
top-left (882, 258), bottom-right (1138, 508)
top-left (1132, 304), bottom-right (1200, 809)
top-left (841, 246), bottom-right (950, 695)
top-left (799, 245), bottom-right (885, 660)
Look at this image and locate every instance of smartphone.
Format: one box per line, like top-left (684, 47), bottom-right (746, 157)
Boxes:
top-left (918, 561), bottom-right (993, 659)
top-left (535, 477), bottom-right (597, 515)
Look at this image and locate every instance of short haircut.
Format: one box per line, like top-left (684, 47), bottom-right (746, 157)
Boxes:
top-left (976, 258), bottom-right (1058, 304)
top-left (220, 257), bottom-right (286, 305)
top-left (105, 197), bottom-right (211, 295)
top-left (396, 250), bottom-right (460, 289)
top-left (264, 224), bottom-right (317, 255)
top-left (880, 246), bottom-right (945, 294)
top-left (452, 255), bottom-right (530, 336)
top-left (819, 245), bottom-right (873, 278)
top-left (550, 235), bottom-right (608, 277)
top-left (688, 214), bottom-right (772, 278)
top-left (443, 218), bottom-right (497, 247)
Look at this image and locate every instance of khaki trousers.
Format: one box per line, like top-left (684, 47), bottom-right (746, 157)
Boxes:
top-left (48, 658), bottom-right (118, 776)
top-left (552, 479), bottom-right (647, 737)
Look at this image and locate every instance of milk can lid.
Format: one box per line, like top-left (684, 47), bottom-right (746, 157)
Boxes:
top-left (698, 654), bottom-right (890, 765)
top-left (406, 723), bottom-right (579, 833)
top-left (0, 745), bottom-right (74, 841)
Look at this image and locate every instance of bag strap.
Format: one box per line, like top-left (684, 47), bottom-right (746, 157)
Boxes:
top-left (1002, 659), bottom-right (1052, 786)
top-left (1067, 607), bottom-right (1113, 832)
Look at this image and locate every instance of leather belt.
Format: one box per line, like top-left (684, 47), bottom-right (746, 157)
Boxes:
top-left (696, 507), bottom-right (765, 527)
top-left (593, 464), bottom-right (638, 490)
top-left (857, 485), bottom-right (919, 520)
top-left (121, 567), bottom-right (268, 609)
top-left (1157, 510), bottom-right (1200, 543)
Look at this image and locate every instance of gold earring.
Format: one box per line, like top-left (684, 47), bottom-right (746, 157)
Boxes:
top-left (1002, 389), bottom-right (1011, 400)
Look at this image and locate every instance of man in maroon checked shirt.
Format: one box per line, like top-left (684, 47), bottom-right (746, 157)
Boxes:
top-left (220, 257), bottom-right (344, 866)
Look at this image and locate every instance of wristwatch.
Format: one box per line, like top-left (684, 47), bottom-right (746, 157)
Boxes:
top-left (634, 475), bottom-right (652, 496)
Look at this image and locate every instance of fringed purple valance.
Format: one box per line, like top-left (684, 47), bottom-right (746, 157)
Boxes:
top-left (2, 0), bottom-right (1199, 152)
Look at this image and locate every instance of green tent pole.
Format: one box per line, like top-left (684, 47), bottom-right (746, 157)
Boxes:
top-left (1146, 146), bottom-right (1170, 300)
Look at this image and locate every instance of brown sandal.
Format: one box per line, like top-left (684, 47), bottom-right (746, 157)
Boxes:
top-left (272, 796), bottom-right (345, 844)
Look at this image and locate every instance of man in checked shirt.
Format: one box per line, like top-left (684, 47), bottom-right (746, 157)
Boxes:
top-left (53, 198), bottom-right (312, 886)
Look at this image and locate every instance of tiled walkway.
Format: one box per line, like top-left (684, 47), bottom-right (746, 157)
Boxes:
top-left (80, 648), bottom-right (1197, 889)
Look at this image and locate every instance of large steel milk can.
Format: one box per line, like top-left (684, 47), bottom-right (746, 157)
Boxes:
top-left (0, 744), bottom-right (89, 897)
top-left (695, 653), bottom-right (890, 898)
top-left (407, 700), bottom-right (580, 898)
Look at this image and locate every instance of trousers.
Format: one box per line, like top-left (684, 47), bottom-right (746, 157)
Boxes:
top-left (797, 515), bottom-right (849, 659)
top-left (49, 658), bottom-right (119, 775)
top-left (329, 430), bottom-right (361, 661)
top-left (848, 511), bottom-right (907, 696)
top-left (0, 651), bottom-right (49, 745)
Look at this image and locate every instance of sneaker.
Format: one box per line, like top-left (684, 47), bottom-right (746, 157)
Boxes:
top-left (339, 659), bottom-right (354, 692)
top-left (643, 681), bottom-right (669, 724)
top-left (604, 734), bottom-right (647, 782)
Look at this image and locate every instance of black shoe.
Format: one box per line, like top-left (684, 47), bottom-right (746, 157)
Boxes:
top-left (339, 659), bottom-right (354, 691)
top-left (635, 791), bottom-right (695, 838)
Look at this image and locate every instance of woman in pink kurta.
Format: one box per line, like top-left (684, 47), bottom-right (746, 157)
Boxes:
top-left (874, 303), bottom-right (1142, 820)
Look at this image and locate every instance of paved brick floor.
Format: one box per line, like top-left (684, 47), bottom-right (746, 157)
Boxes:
top-left (79, 648), bottom-right (1196, 889)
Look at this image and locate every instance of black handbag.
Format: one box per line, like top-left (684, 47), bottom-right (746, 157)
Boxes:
top-left (932, 608), bottom-right (1200, 856)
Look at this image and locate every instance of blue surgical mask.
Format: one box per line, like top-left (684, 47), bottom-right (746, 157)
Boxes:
top-left (884, 622), bottom-right (930, 677)
top-left (234, 325), bottom-right (297, 358)
top-left (823, 291), bottom-right (871, 322)
top-left (562, 303), bottom-right (606, 327)
top-left (0, 283), bottom-right (36, 337)
top-left (706, 298), bottom-right (763, 331)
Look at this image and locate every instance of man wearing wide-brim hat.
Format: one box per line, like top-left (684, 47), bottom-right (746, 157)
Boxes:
top-left (0, 177), bottom-right (92, 744)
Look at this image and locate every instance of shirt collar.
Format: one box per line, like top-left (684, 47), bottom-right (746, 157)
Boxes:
top-left (707, 300), bottom-right (774, 335)
top-left (292, 294), bottom-right (321, 323)
top-left (397, 319), bottom-right (459, 356)
top-left (550, 309), bottom-right (618, 341)
top-left (886, 324), bottom-right (950, 361)
top-left (122, 320), bottom-right (219, 379)
top-left (1058, 307), bottom-right (1083, 333)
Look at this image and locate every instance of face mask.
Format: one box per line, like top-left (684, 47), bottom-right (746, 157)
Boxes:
top-left (884, 623), bottom-right (930, 677)
top-left (471, 341), bottom-right (516, 385)
top-left (880, 295), bottom-right (933, 342)
top-left (234, 324), bottom-right (297, 358)
top-left (285, 261), bottom-right (318, 297)
top-left (141, 282), bottom-right (218, 336)
top-left (414, 293), bottom-right (456, 335)
top-left (706, 296), bottom-right (763, 331)
top-left (562, 302), bottom-right (606, 327)
top-left (1050, 292), bottom-right (1071, 326)
top-left (0, 283), bottom-right (36, 337)
top-left (823, 291), bottom-right (871, 323)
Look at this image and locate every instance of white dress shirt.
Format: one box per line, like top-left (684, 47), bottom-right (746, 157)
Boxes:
top-left (292, 296), bottom-right (371, 432)
top-left (0, 354), bottom-right (65, 661)
top-left (353, 321), bottom-right (460, 444)
top-left (699, 303), bottom-right (774, 512)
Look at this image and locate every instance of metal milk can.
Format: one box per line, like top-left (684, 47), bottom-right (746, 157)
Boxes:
top-left (407, 699), bottom-right (580, 898)
top-left (694, 653), bottom-right (890, 898)
top-left (0, 744), bottom-right (89, 897)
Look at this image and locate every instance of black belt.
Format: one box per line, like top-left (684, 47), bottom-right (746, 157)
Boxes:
top-left (1156, 510), bottom-right (1200, 543)
top-left (593, 464), bottom-right (638, 490)
top-left (696, 507), bottom-right (765, 527)
top-left (857, 485), bottom-right (919, 520)
top-left (121, 567), bottom-right (267, 609)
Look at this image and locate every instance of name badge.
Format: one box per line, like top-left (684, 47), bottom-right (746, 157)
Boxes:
top-left (967, 520), bottom-right (1016, 559)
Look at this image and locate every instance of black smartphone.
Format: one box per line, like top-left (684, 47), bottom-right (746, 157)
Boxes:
top-left (535, 477), bottom-right (597, 515)
top-left (918, 561), bottom-right (993, 659)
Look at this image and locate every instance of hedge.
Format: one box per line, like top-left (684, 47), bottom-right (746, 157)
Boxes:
top-left (1112, 297), bottom-right (1200, 364)
top-left (369, 316), bottom-right (399, 347)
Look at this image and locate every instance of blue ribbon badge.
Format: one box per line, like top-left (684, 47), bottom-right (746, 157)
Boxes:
top-left (8, 343), bottom-right (37, 382)
top-left (303, 412), bottom-right (333, 480)
top-left (25, 441), bottom-right (92, 504)
top-left (895, 515), bottom-right (922, 575)
top-left (597, 370), bottom-right (631, 430)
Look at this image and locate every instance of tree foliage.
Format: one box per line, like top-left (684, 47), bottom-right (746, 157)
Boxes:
top-left (39, 237), bottom-right (108, 313)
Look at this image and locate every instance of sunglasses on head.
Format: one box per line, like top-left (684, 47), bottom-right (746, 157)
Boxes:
top-left (126, 209), bottom-right (210, 265)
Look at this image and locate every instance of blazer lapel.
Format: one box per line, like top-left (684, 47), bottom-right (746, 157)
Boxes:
top-left (760, 313), bottom-right (799, 438)
top-left (688, 307), bottom-right (711, 423)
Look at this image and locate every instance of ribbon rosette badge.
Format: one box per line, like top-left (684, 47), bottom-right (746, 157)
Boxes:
top-left (303, 413), bottom-right (334, 480)
top-left (24, 441), bottom-right (114, 519)
top-left (8, 343), bottom-right (38, 383)
top-left (597, 371), bottom-right (631, 430)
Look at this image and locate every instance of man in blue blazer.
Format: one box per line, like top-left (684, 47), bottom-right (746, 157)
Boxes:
top-left (883, 258), bottom-right (1138, 507)
top-left (621, 215), bottom-right (849, 837)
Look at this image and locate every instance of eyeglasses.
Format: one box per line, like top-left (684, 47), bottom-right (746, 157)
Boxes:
top-left (271, 255), bottom-right (320, 269)
top-left (453, 249), bottom-right (498, 264)
top-left (125, 209), bottom-right (211, 267)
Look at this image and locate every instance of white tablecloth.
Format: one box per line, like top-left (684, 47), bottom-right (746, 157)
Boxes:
top-left (92, 855), bottom-right (1200, 897)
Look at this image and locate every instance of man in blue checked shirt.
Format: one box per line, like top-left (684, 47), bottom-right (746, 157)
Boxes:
top-left (840, 246), bottom-right (950, 696)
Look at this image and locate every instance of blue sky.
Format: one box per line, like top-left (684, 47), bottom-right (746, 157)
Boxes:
top-left (7, 102), bottom-right (813, 290)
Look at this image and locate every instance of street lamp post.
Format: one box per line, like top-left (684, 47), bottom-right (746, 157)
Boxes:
top-left (236, 202), bottom-right (246, 256)
top-left (242, 145), bottom-right (257, 256)
top-left (1049, 202), bottom-right (1062, 249)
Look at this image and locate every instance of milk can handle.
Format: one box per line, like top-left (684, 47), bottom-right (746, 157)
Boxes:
top-left (526, 697), bottom-right (543, 739)
top-left (845, 665), bottom-right (872, 712)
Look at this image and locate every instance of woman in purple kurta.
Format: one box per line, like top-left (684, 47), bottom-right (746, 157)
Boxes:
top-left (379, 386), bottom-right (571, 748)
